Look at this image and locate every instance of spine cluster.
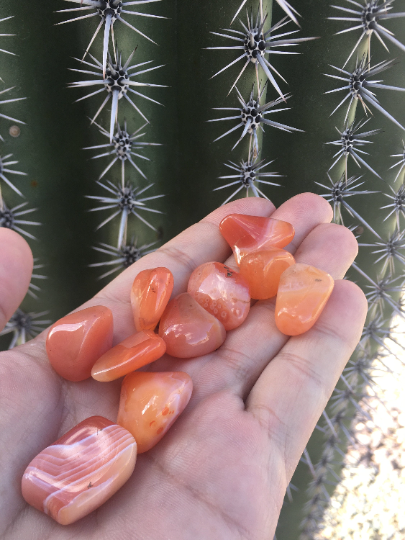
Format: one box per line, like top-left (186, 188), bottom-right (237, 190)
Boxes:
top-left (207, 0), bottom-right (313, 204)
top-left (58, 0), bottom-right (165, 278)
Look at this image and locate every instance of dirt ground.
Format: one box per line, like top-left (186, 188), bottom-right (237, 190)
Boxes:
top-left (317, 314), bottom-right (405, 540)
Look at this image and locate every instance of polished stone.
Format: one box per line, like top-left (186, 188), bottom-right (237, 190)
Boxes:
top-left (275, 263), bottom-right (334, 336)
top-left (91, 330), bottom-right (166, 382)
top-left (21, 416), bottom-right (137, 525)
top-left (46, 306), bottom-right (114, 382)
top-left (219, 213), bottom-right (295, 265)
top-left (239, 249), bottom-right (295, 300)
top-left (159, 293), bottom-right (226, 358)
top-left (187, 262), bottom-right (250, 330)
top-left (131, 267), bottom-right (174, 332)
top-left (117, 371), bottom-right (193, 453)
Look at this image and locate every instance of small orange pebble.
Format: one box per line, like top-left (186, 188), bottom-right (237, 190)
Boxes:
top-left (91, 330), bottom-right (166, 382)
top-left (46, 306), bottom-right (113, 382)
top-left (130, 267), bottom-right (174, 332)
top-left (21, 416), bottom-right (137, 525)
top-left (239, 249), bottom-right (295, 300)
top-left (275, 263), bottom-right (334, 336)
top-left (159, 293), bottom-right (226, 358)
top-left (219, 213), bottom-right (295, 265)
top-left (187, 261), bottom-right (251, 330)
top-left (117, 371), bottom-right (193, 453)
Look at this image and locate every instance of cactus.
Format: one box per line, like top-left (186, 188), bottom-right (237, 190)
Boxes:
top-left (1, 0), bottom-right (405, 537)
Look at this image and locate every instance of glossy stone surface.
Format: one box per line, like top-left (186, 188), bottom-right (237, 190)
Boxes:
top-left (46, 306), bottom-right (114, 382)
top-left (275, 263), bottom-right (335, 336)
top-left (239, 249), bottom-right (295, 300)
top-left (187, 262), bottom-right (250, 331)
top-left (117, 371), bottom-right (193, 453)
top-left (21, 416), bottom-right (137, 525)
top-left (131, 267), bottom-right (174, 332)
top-left (219, 214), bottom-right (295, 265)
top-left (91, 330), bottom-right (166, 382)
top-left (159, 293), bottom-right (226, 358)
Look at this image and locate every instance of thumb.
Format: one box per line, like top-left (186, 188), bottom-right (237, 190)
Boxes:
top-left (0, 228), bottom-right (34, 333)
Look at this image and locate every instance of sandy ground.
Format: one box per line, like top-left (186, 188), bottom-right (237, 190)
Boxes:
top-left (316, 313), bottom-right (405, 540)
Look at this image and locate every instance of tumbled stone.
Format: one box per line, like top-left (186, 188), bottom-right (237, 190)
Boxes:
top-left (91, 330), bottom-right (166, 382)
top-left (187, 262), bottom-right (250, 331)
top-left (21, 416), bottom-right (137, 525)
top-left (159, 293), bottom-right (226, 358)
top-left (46, 306), bottom-right (114, 382)
top-left (239, 248), bottom-right (295, 300)
top-left (219, 213), bottom-right (295, 265)
top-left (275, 263), bottom-right (334, 336)
top-left (131, 267), bottom-right (174, 332)
top-left (117, 371), bottom-right (193, 453)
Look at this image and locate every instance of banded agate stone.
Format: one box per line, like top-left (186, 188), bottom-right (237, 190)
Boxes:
top-left (219, 214), bottom-right (295, 265)
top-left (275, 263), bottom-right (334, 336)
top-left (187, 262), bottom-right (250, 330)
top-left (159, 293), bottom-right (226, 358)
top-left (91, 330), bottom-right (166, 382)
top-left (46, 306), bottom-right (113, 382)
top-left (21, 416), bottom-right (137, 525)
top-left (239, 249), bottom-right (295, 300)
top-left (117, 371), bottom-right (193, 453)
top-left (131, 267), bottom-right (174, 332)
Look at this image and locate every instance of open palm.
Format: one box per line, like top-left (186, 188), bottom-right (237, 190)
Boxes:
top-left (0, 194), bottom-right (367, 540)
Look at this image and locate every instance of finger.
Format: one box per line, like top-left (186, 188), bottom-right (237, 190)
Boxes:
top-left (201, 222), bottom-right (359, 400)
top-left (246, 280), bottom-right (367, 481)
top-left (266, 192), bottom-right (333, 255)
top-left (0, 229), bottom-right (33, 332)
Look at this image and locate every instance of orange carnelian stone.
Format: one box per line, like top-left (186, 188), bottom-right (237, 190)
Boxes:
top-left (159, 293), bottom-right (226, 358)
top-left (91, 330), bottom-right (166, 382)
top-left (239, 249), bottom-right (295, 300)
top-left (275, 263), bottom-right (334, 336)
top-left (21, 416), bottom-right (137, 525)
top-left (219, 214), bottom-right (295, 265)
top-left (117, 371), bottom-right (193, 453)
top-left (46, 306), bottom-right (113, 382)
top-left (187, 262), bottom-right (250, 330)
top-left (131, 267), bottom-right (174, 332)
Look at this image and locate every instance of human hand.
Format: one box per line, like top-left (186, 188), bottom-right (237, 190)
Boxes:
top-left (0, 194), bottom-right (367, 540)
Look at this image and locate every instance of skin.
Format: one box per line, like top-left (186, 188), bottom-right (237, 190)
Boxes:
top-left (0, 228), bottom-right (33, 333)
top-left (0, 194), bottom-right (367, 540)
